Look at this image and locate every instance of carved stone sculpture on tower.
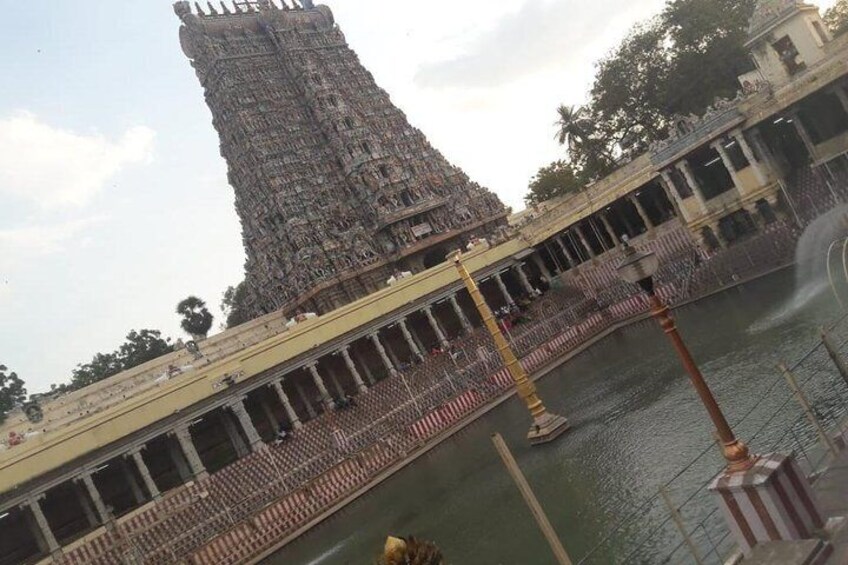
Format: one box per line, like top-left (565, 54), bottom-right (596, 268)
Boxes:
top-left (175, 1), bottom-right (507, 318)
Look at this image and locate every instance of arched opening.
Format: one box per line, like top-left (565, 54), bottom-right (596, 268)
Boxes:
top-left (422, 246), bottom-right (448, 269)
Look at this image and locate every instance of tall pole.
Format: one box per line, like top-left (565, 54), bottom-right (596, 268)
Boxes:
top-left (491, 433), bottom-right (573, 565)
top-left (646, 293), bottom-right (754, 472)
top-left (453, 252), bottom-right (569, 444)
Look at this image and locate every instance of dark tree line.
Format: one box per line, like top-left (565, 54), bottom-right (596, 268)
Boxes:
top-left (528, 0), bottom-right (760, 205)
top-left (527, 0), bottom-right (848, 206)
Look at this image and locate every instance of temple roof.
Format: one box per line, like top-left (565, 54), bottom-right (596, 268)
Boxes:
top-left (747, 0), bottom-right (811, 39)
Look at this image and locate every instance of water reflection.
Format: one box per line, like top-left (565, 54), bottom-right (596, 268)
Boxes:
top-left (267, 269), bottom-right (840, 564)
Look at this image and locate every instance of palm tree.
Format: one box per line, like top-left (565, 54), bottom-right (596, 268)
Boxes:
top-left (176, 296), bottom-right (214, 339)
top-left (555, 104), bottom-right (593, 156)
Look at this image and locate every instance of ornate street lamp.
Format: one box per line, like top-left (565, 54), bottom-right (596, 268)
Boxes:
top-left (453, 252), bottom-right (570, 445)
top-left (617, 241), bottom-right (755, 472)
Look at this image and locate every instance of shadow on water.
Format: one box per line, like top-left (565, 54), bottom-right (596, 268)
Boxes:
top-left (265, 269), bottom-right (842, 565)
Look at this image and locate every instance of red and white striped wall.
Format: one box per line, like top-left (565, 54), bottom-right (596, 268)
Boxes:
top-left (709, 453), bottom-right (827, 556)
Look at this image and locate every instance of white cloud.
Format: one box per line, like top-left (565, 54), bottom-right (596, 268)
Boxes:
top-left (0, 111), bottom-right (155, 208)
top-left (0, 217), bottom-right (105, 269)
top-left (414, 0), bottom-right (658, 89)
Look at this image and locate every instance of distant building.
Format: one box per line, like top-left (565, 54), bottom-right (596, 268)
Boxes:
top-left (175, 1), bottom-right (507, 317)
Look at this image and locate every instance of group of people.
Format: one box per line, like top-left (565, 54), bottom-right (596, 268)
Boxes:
top-left (494, 300), bottom-right (533, 332)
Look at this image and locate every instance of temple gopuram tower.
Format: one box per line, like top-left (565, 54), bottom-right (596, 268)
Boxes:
top-left (175, 0), bottom-right (507, 316)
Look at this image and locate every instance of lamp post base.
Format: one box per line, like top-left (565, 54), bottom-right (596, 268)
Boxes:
top-left (709, 453), bottom-right (827, 556)
top-left (527, 413), bottom-right (571, 446)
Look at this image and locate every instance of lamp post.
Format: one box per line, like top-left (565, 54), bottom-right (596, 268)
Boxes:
top-left (616, 242), bottom-right (755, 473)
top-left (453, 252), bottom-right (570, 445)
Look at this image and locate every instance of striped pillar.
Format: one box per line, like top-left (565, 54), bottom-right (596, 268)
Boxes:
top-left (709, 453), bottom-right (827, 556)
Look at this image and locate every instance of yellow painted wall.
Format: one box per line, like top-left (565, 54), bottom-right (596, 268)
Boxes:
top-left (0, 240), bottom-right (523, 495)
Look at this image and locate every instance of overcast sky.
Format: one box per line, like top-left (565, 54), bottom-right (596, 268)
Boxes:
top-left (0, 0), bottom-right (837, 393)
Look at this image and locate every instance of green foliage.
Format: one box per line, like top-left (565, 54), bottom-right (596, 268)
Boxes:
top-left (177, 296), bottom-right (214, 338)
top-left (534, 0), bottom-right (758, 204)
top-left (825, 0), bottom-right (848, 36)
top-left (70, 329), bottom-right (172, 390)
top-left (525, 160), bottom-right (584, 206)
top-left (221, 282), bottom-right (252, 329)
top-left (0, 365), bottom-right (27, 424)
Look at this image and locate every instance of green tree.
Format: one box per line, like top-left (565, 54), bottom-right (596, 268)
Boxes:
top-left (177, 296), bottom-right (214, 338)
top-left (0, 365), bottom-right (27, 424)
top-left (71, 352), bottom-right (123, 389)
top-left (221, 282), bottom-right (252, 329)
top-left (118, 329), bottom-right (172, 369)
top-left (525, 160), bottom-right (584, 206)
top-left (64, 329), bottom-right (173, 391)
top-left (531, 0), bottom-right (758, 204)
top-left (825, 0), bottom-right (848, 36)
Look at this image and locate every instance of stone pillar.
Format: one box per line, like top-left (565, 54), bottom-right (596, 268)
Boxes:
top-left (831, 85), bottom-right (848, 116)
top-left (22, 496), bottom-right (61, 557)
top-left (121, 458), bottom-right (146, 505)
top-left (78, 472), bottom-right (110, 525)
top-left (514, 264), bottom-right (538, 296)
top-left (271, 380), bottom-right (302, 429)
top-left (676, 160), bottom-right (709, 212)
top-left (167, 439), bottom-right (192, 483)
top-left (423, 305), bottom-right (450, 348)
top-left (709, 454), bottom-right (828, 557)
top-left (75, 481), bottom-right (98, 527)
top-left (600, 213), bottom-right (619, 244)
top-left (449, 295), bottom-right (473, 333)
top-left (370, 332), bottom-right (397, 376)
top-left (630, 194), bottom-right (654, 230)
top-left (220, 410), bottom-right (250, 457)
top-left (711, 140), bottom-right (743, 190)
top-left (575, 225), bottom-right (596, 259)
top-left (555, 236), bottom-right (577, 267)
top-left (229, 397), bottom-right (266, 452)
top-left (259, 397), bottom-right (279, 433)
top-left (327, 366), bottom-right (346, 398)
top-left (306, 362), bottom-right (336, 411)
top-left (354, 349), bottom-right (376, 385)
top-left (493, 272), bottom-right (516, 308)
top-left (295, 381), bottom-right (317, 418)
top-left (128, 447), bottom-right (160, 501)
top-left (340, 347), bottom-right (368, 392)
top-left (172, 423), bottom-right (208, 480)
top-left (530, 251), bottom-right (553, 280)
top-left (733, 129), bottom-right (768, 186)
top-left (398, 319), bottom-right (424, 361)
top-left (659, 171), bottom-right (688, 222)
top-left (789, 111), bottom-right (817, 156)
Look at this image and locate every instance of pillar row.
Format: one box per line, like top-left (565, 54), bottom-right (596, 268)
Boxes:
top-left (398, 319), bottom-right (424, 361)
top-left (370, 332), bottom-right (397, 376)
top-left (711, 140), bottom-right (743, 191)
top-left (676, 160), bottom-right (709, 212)
top-left (172, 423), bottom-right (208, 481)
top-left (575, 225), bottom-right (596, 259)
top-left (128, 446), bottom-right (160, 500)
top-left (630, 194), bottom-right (653, 230)
top-left (514, 264), bottom-right (537, 296)
top-left (229, 397), bottom-right (266, 451)
top-left (555, 236), bottom-right (576, 268)
top-left (600, 213), bottom-right (619, 245)
top-left (22, 496), bottom-right (61, 557)
top-left (271, 380), bottom-right (302, 429)
top-left (340, 347), bottom-right (368, 393)
top-left (733, 129), bottom-right (768, 186)
top-left (78, 473), bottom-right (110, 525)
top-left (306, 362), bottom-right (336, 411)
top-left (423, 306), bottom-right (450, 349)
top-left (493, 272), bottom-right (516, 308)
